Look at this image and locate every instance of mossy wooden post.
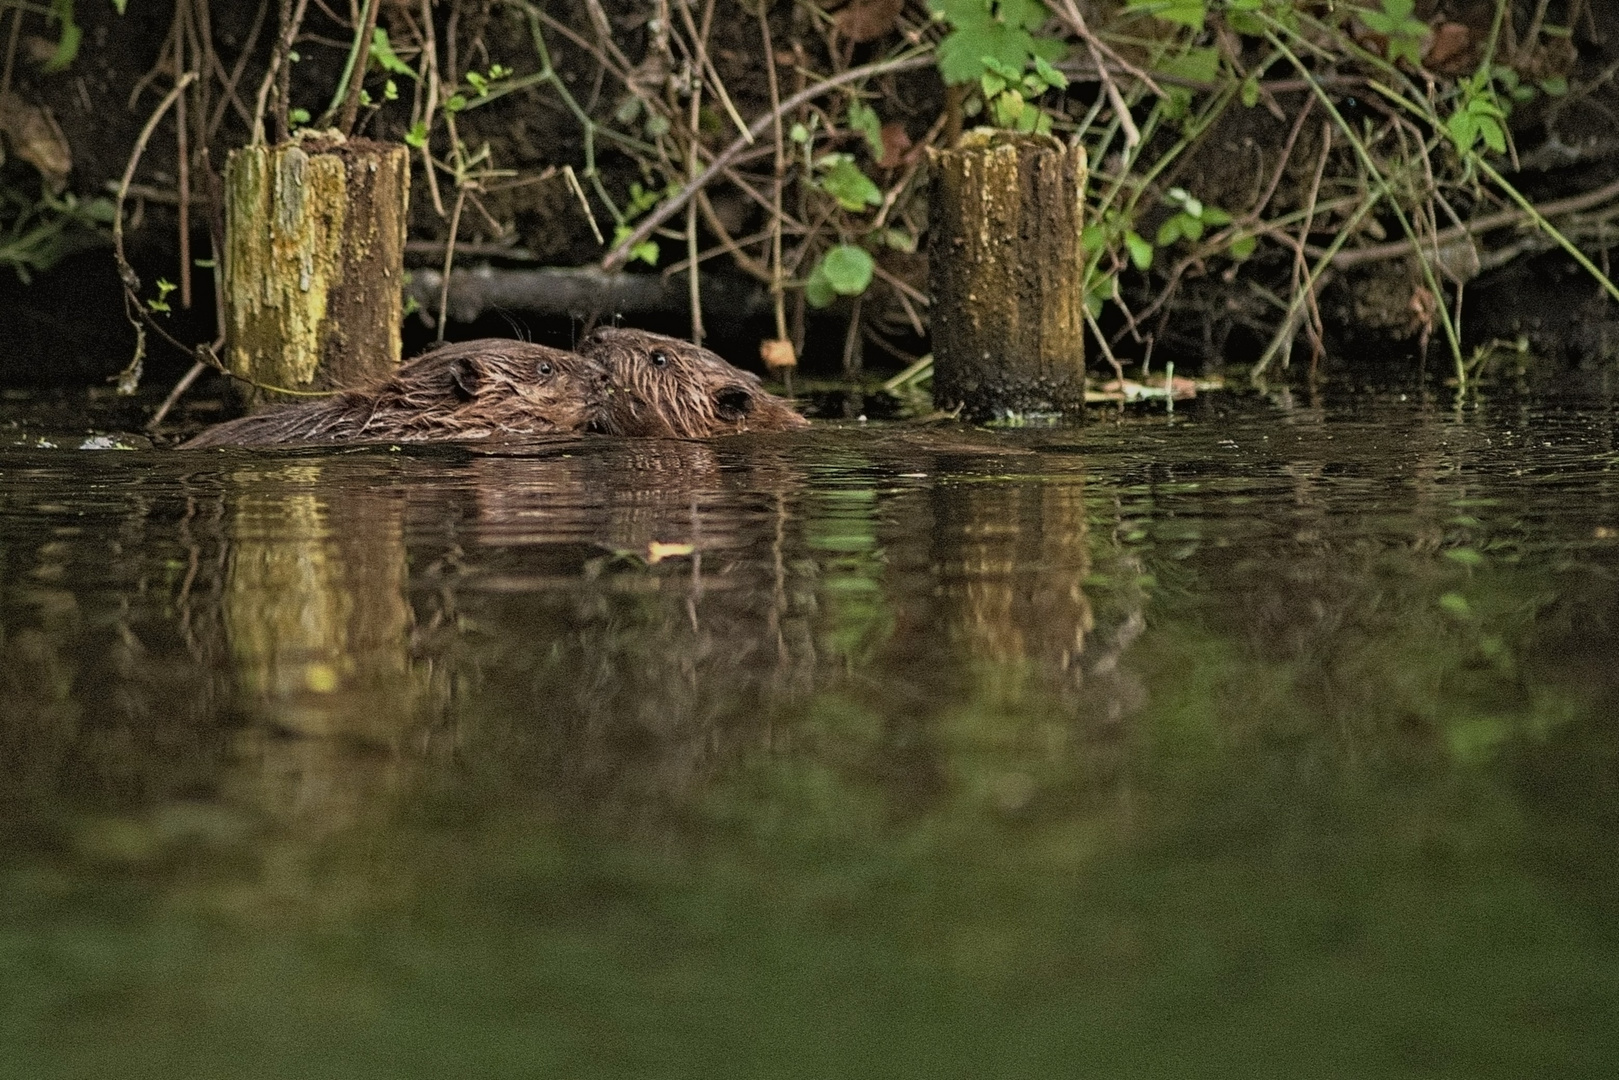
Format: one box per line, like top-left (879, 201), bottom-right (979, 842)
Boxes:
top-left (929, 130), bottom-right (1088, 421)
top-left (223, 134), bottom-right (409, 401)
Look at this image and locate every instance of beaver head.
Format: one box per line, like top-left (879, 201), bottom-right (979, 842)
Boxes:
top-left (577, 327), bottom-right (810, 438)
top-left (183, 340), bottom-right (611, 448)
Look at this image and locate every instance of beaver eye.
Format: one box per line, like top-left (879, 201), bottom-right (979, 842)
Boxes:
top-left (537, 361), bottom-right (553, 377)
top-left (650, 350), bottom-right (669, 368)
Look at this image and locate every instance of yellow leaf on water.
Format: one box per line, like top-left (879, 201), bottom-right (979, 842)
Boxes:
top-left (647, 542), bottom-right (695, 565)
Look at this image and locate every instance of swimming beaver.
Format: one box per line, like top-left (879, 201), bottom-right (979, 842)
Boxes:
top-left (182, 339), bottom-right (610, 448)
top-left (578, 327), bottom-right (809, 438)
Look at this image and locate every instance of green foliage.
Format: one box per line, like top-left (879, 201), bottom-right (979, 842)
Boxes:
top-left (1354, 0), bottom-right (1428, 68)
top-left (1447, 71), bottom-right (1509, 155)
top-left (1154, 187), bottom-right (1232, 246)
top-left (805, 244), bottom-right (875, 308)
top-left (0, 188), bottom-right (116, 283)
top-left (1124, 0), bottom-right (1206, 33)
top-left (846, 100), bottom-right (884, 160)
top-left (978, 54), bottom-right (1067, 133)
top-left (930, 0), bottom-right (1065, 86)
top-left (145, 277), bottom-right (177, 314)
top-left (369, 28), bottom-right (418, 79)
top-left (814, 154), bottom-right (883, 212)
top-left (44, 0), bottom-right (81, 73)
top-left (608, 181), bottom-right (675, 266)
top-left (465, 64), bottom-right (512, 98)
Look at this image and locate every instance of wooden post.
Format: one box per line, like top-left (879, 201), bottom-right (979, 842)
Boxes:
top-left (223, 133), bottom-right (409, 401)
top-left (929, 130), bottom-right (1088, 421)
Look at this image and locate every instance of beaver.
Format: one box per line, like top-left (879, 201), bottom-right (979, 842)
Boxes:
top-left (577, 327), bottom-right (810, 438)
top-left (181, 339), bottom-right (611, 448)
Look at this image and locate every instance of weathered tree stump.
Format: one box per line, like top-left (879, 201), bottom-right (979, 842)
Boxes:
top-left (223, 134), bottom-right (409, 402)
top-left (929, 130), bottom-right (1088, 421)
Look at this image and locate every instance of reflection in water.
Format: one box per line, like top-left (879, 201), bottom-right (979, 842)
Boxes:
top-left (2, 400), bottom-right (1618, 1077)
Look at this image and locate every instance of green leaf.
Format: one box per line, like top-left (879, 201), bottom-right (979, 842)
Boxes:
top-left (1156, 217), bottom-right (1183, 246)
top-left (44, 0), bottom-right (81, 73)
top-left (1081, 223), bottom-right (1107, 254)
top-left (1539, 76), bottom-right (1568, 97)
top-left (289, 107), bottom-right (311, 125)
top-left (1124, 0), bottom-right (1206, 32)
top-left (1229, 231), bottom-right (1257, 259)
top-left (1156, 45), bottom-right (1220, 85)
top-left (370, 27), bottom-right (418, 78)
top-left (847, 99), bottom-right (884, 159)
top-left (1240, 75), bottom-right (1260, 108)
top-left (1180, 215), bottom-right (1204, 242)
top-left (1437, 592), bottom-right (1472, 617)
top-left (444, 93), bottom-right (467, 112)
top-left (804, 264), bottom-right (838, 308)
top-left (1200, 206), bottom-right (1232, 227)
top-left (1125, 230), bottom-right (1154, 270)
top-left (1032, 55), bottom-right (1068, 92)
top-left (875, 228), bottom-right (916, 252)
top-left (1478, 115), bottom-right (1506, 154)
top-left (817, 155), bottom-right (883, 212)
top-left (1447, 110), bottom-right (1479, 151)
top-left (820, 244), bottom-right (875, 296)
top-left (630, 241), bottom-right (659, 266)
top-left (1445, 547), bottom-right (1486, 567)
top-left (404, 121), bottom-right (429, 148)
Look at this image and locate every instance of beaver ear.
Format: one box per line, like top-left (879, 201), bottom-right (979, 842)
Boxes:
top-left (447, 357), bottom-right (480, 401)
top-left (715, 386), bottom-right (754, 420)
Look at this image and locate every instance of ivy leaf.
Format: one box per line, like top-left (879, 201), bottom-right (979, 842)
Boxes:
top-left (820, 244), bottom-right (875, 296)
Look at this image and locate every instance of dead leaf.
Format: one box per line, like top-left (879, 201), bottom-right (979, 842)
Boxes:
top-left (0, 93), bottom-right (71, 192)
top-left (877, 122), bottom-right (912, 169)
top-left (1424, 22), bottom-right (1474, 75)
top-left (833, 0), bottom-right (904, 44)
top-left (760, 338), bottom-right (798, 370)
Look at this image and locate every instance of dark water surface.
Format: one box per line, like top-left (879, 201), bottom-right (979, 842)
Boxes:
top-left (2, 390), bottom-right (1618, 1077)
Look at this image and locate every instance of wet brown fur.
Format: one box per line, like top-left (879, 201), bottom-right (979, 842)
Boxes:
top-left (578, 327), bottom-right (809, 438)
top-left (182, 340), bottom-right (610, 448)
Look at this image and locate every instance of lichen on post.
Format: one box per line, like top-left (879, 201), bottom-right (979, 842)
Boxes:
top-left (928, 130), bottom-right (1088, 422)
top-left (223, 133), bottom-right (409, 402)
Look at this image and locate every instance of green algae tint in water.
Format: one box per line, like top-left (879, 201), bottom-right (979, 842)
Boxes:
top-left (1, 394), bottom-right (1618, 1078)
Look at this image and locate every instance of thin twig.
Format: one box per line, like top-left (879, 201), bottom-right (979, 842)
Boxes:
top-left (335, 0), bottom-right (382, 135)
top-left (602, 50), bottom-right (933, 270)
